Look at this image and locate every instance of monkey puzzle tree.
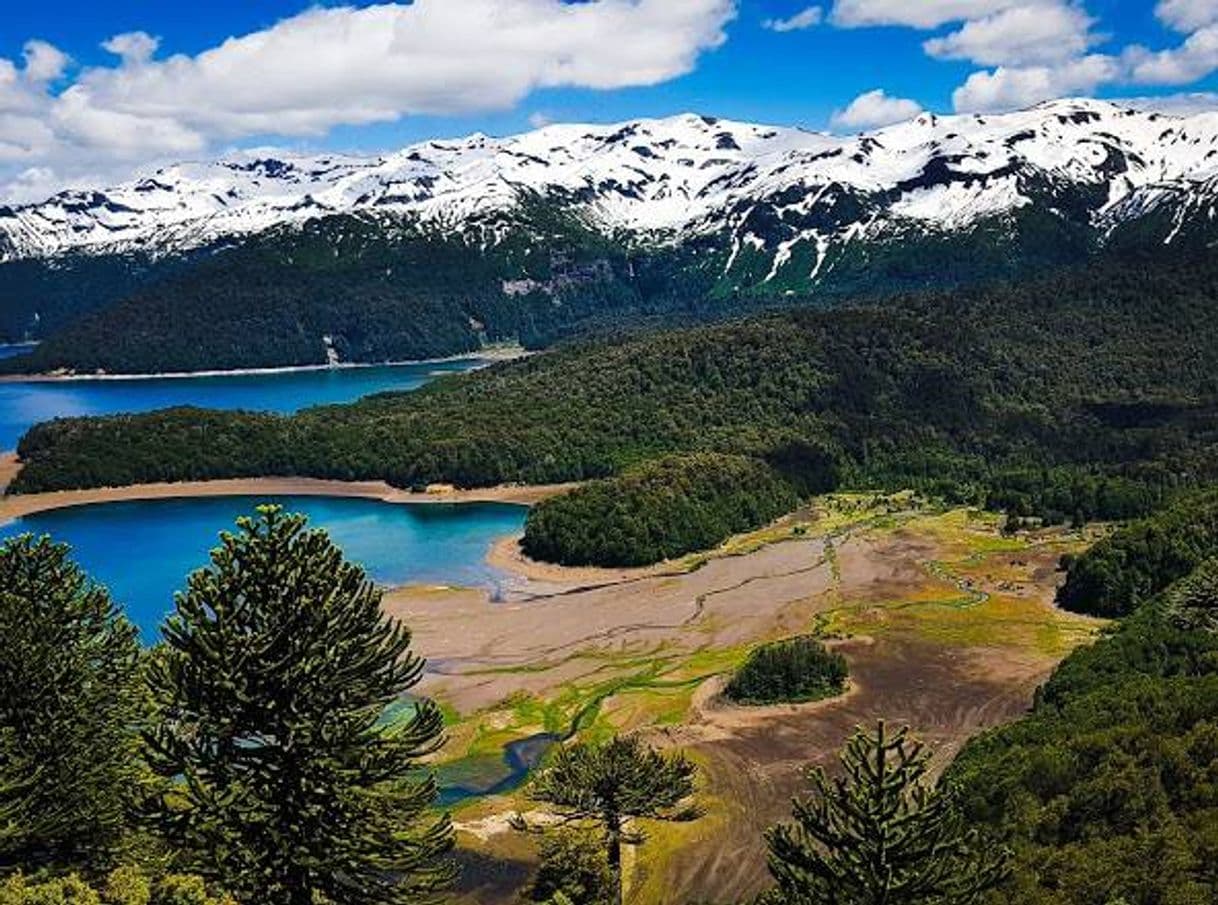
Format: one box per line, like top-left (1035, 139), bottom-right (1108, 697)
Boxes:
top-left (0, 535), bottom-right (144, 875)
top-left (766, 721), bottom-right (1010, 905)
top-left (144, 506), bottom-right (453, 905)
top-left (526, 735), bottom-right (699, 905)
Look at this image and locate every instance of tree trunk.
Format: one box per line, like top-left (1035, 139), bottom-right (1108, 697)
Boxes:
top-left (606, 812), bottom-right (623, 905)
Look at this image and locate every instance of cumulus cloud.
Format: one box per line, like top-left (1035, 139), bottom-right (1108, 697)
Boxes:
top-left (952, 54), bottom-right (1120, 112)
top-left (924, 4), bottom-right (1098, 67)
top-left (101, 31), bottom-right (160, 65)
top-left (22, 41), bottom-right (70, 84)
top-left (831, 0), bottom-right (1023, 29)
top-left (1156, 0), bottom-right (1218, 32)
top-left (762, 6), bottom-right (823, 31)
top-left (1125, 25), bottom-right (1218, 84)
top-left (832, 88), bottom-right (923, 128)
top-left (0, 0), bottom-right (735, 201)
top-left (828, 0), bottom-right (1218, 114)
top-left (1111, 90), bottom-right (1218, 115)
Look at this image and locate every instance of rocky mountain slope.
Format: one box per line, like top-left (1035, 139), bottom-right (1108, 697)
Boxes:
top-left (5, 98), bottom-right (1217, 264)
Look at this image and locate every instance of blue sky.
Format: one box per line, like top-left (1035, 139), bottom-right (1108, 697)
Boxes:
top-left (3, 1), bottom-right (1218, 200)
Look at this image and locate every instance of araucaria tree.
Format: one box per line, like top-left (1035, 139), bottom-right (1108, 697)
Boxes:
top-left (527, 735), bottom-right (699, 905)
top-left (144, 506), bottom-right (453, 905)
top-left (766, 722), bottom-right (1010, 904)
top-left (0, 535), bottom-right (144, 874)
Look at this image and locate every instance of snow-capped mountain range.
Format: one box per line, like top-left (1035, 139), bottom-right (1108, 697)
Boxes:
top-left (4, 97), bottom-right (1218, 267)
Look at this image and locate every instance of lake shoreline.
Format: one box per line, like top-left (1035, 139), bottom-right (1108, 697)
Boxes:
top-left (0, 343), bottom-right (528, 384)
top-left (0, 470), bottom-right (574, 523)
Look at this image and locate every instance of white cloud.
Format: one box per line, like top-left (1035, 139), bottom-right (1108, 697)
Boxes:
top-left (101, 32), bottom-right (160, 65)
top-left (528, 111), bottom-right (552, 128)
top-left (832, 88), bottom-right (922, 128)
top-left (831, 0), bottom-right (1023, 29)
top-left (0, 0), bottom-right (735, 202)
top-left (951, 54), bottom-right (1120, 112)
top-left (1110, 90), bottom-right (1218, 115)
top-left (1156, 0), bottom-right (1218, 32)
top-left (924, 3), bottom-right (1097, 67)
top-left (1125, 25), bottom-right (1218, 84)
top-left (763, 6), bottom-right (823, 31)
top-left (829, 0), bottom-right (1218, 117)
top-left (21, 41), bottom-right (70, 84)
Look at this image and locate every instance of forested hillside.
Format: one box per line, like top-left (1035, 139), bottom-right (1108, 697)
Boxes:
top-left (0, 213), bottom-right (656, 374)
top-left (520, 453), bottom-right (801, 567)
top-left (1058, 489), bottom-right (1218, 617)
top-left (11, 99), bottom-right (1218, 373)
top-left (950, 555), bottom-right (1218, 903)
top-left (15, 250), bottom-right (1218, 520)
top-left (0, 208), bottom-right (1099, 376)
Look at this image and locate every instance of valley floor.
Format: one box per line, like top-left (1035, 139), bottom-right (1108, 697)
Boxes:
top-left (388, 498), bottom-right (1106, 904)
top-left (0, 462), bottom-right (1109, 903)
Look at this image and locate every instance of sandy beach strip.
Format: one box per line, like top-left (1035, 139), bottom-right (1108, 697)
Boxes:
top-left (485, 534), bottom-right (668, 585)
top-left (0, 467), bottom-right (574, 522)
top-left (0, 343), bottom-right (529, 383)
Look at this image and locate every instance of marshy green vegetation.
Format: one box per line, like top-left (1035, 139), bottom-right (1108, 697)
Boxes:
top-left (3, 496), bottom-right (1218, 903)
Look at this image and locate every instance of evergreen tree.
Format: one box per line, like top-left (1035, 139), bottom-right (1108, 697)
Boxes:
top-left (766, 722), bottom-right (1010, 905)
top-left (527, 827), bottom-right (612, 905)
top-left (0, 535), bottom-right (144, 874)
top-left (143, 506), bottom-right (453, 905)
top-left (526, 736), bottom-right (699, 905)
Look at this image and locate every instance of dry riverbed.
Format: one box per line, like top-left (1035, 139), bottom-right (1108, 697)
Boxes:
top-left (388, 498), bottom-right (1105, 905)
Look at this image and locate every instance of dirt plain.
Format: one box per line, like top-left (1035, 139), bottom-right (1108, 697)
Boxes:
top-left (386, 499), bottom-right (1105, 905)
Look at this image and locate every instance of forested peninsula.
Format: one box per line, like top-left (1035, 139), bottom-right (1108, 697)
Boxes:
top-left (11, 250), bottom-right (1218, 565)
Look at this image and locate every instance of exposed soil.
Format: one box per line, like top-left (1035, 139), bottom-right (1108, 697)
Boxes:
top-left (649, 637), bottom-right (1049, 902)
top-left (388, 510), bottom-right (1098, 904)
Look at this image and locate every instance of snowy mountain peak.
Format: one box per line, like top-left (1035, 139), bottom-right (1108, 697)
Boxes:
top-left (3, 98), bottom-right (1218, 263)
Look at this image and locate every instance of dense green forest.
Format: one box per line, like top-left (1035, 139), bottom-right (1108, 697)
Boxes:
top-left (949, 558), bottom-right (1218, 904)
top-left (1057, 489), bottom-right (1218, 617)
top-left (0, 192), bottom-right (1115, 374)
top-left (724, 635), bottom-right (848, 705)
top-left (13, 251), bottom-right (1218, 565)
top-left (520, 454), bottom-right (799, 567)
top-left (0, 251), bottom-right (199, 345)
top-left (0, 216), bottom-right (618, 374)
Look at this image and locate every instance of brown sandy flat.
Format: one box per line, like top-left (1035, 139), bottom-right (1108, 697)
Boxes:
top-left (388, 513), bottom-right (1096, 905)
top-left (0, 454), bottom-right (19, 495)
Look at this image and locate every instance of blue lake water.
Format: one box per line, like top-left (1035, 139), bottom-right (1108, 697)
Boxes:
top-left (0, 495), bottom-right (526, 640)
top-left (0, 358), bottom-right (482, 451)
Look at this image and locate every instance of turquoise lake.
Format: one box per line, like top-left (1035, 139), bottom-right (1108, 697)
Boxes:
top-left (0, 495), bottom-right (526, 640)
top-left (0, 357), bottom-right (483, 450)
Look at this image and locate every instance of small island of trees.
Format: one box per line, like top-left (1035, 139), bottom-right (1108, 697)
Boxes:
top-left (725, 635), bottom-right (849, 706)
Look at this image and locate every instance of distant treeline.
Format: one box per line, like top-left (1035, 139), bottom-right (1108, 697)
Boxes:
top-left (11, 251), bottom-right (1218, 563)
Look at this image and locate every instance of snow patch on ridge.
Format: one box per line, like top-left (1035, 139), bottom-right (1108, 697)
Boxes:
top-left (4, 99), bottom-right (1218, 263)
